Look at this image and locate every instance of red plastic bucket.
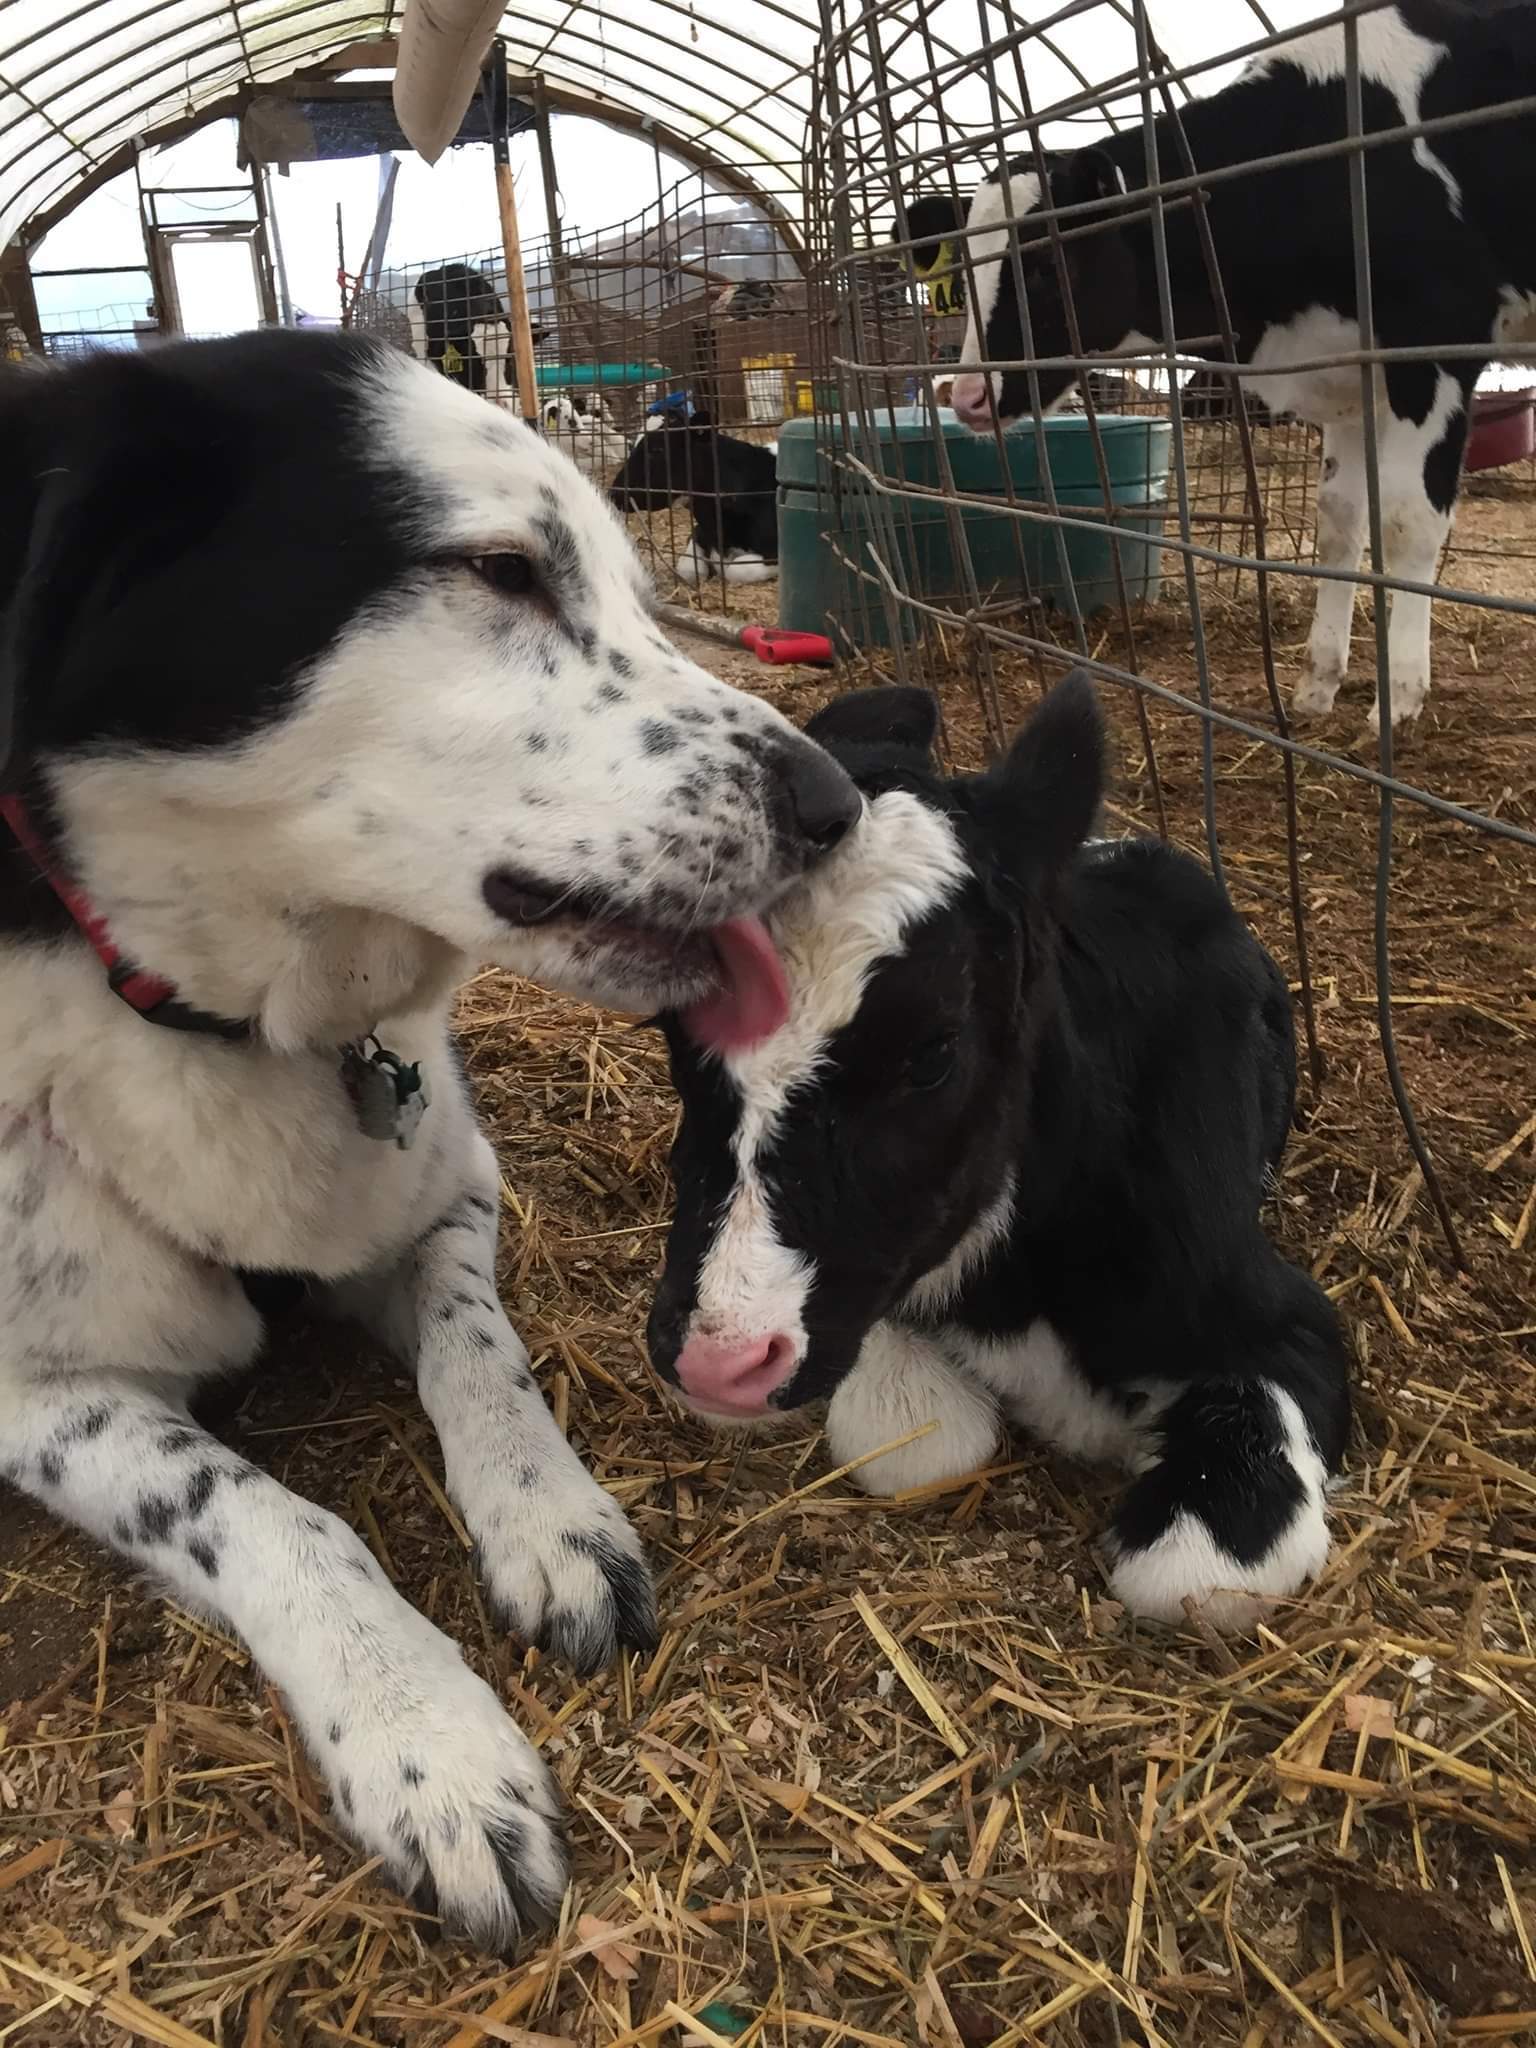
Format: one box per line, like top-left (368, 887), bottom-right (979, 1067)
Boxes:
top-left (1465, 388), bottom-right (1535, 473)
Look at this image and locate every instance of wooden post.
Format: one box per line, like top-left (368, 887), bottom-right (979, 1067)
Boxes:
top-left (484, 40), bottom-right (539, 424)
top-left (0, 240), bottom-right (42, 352)
top-left (533, 77), bottom-right (571, 335)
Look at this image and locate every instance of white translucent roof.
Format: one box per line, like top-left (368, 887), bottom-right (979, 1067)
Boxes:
top-left (0, 0), bottom-right (1315, 250)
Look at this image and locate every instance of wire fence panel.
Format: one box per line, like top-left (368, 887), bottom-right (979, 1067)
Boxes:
top-left (804, 0), bottom-right (1536, 1269)
top-left (351, 169), bottom-right (807, 618)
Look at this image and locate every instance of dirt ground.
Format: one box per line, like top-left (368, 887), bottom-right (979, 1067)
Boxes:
top-left (2, 434), bottom-right (1534, 2048)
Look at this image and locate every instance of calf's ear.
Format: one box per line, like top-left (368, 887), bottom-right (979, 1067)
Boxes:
top-left (902, 192), bottom-right (969, 275)
top-left (804, 686), bottom-right (939, 759)
top-left (1055, 146), bottom-right (1126, 213)
top-left (979, 668), bottom-right (1103, 876)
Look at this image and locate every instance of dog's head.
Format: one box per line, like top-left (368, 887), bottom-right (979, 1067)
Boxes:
top-left (0, 331), bottom-right (856, 1038)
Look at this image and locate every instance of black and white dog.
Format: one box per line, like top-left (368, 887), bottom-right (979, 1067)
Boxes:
top-left (0, 329), bottom-right (856, 1949)
top-left (907, 2), bottom-right (1536, 725)
top-left (648, 678), bottom-right (1351, 1627)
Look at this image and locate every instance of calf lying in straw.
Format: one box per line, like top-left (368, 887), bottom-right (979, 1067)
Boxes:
top-left (647, 674), bottom-right (1351, 1625)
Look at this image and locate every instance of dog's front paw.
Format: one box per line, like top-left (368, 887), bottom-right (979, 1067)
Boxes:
top-left (323, 1652), bottom-right (567, 1954)
top-left (475, 1485), bottom-right (658, 1676)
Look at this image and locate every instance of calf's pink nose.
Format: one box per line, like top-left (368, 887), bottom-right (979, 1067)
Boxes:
top-left (949, 373), bottom-right (993, 428)
top-left (673, 1332), bottom-right (798, 1416)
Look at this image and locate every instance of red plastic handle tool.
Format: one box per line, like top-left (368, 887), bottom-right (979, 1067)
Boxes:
top-left (740, 626), bottom-right (834, 666)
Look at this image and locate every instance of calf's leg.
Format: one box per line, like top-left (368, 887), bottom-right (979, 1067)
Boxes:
top-left (826, 1322), bottom-right (1002, 1495)
top-left (1294, 422), bottom-right (1367, 716)
top-left (1106, 1288), bottom-right (1349, 1628)
top-left (1370, 367), bottom-right (1473, 730)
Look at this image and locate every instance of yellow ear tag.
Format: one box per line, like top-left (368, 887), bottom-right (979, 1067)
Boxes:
top-left (927, 242), bottom-right (963, 317)
top-left (442, 342), bottom-right (465, 377)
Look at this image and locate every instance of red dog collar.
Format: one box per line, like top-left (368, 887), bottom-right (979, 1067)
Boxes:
top-left (0, 794), bottom-right (252, 1040)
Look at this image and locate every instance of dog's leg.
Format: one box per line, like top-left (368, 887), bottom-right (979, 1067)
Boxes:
top-left (401, 1132), bottom-right (658, 1672)
top-left (2, 1368), bottom-right (567, 1951)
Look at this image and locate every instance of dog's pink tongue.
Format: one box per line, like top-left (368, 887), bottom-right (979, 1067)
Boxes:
top-left (683, 916), bottom-right (790, 1052)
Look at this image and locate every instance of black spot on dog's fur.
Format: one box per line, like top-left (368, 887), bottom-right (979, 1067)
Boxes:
top-left (137, 1493), bottom-right (180, 1541)
top-left (640, 720), bottom-right (681, 757)
top-left (609, 650), bottom-right (634, 679)
top-left (328, 1721), bottom-right (345, 1745)
top-left (188, 1537), bottom-right (220, 1578)
top-left (66, 1401), bottom-right (116, 1442)
top-left (401, 1759), bottom-right (425, 1787)
top-left (38, 1449), bottom-right (63, 1487)
top-left (183, 1465), bottom-right (218, 1517)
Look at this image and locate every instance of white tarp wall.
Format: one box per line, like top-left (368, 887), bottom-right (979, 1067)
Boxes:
top-left (0, 0), bottom-right (1342, 250)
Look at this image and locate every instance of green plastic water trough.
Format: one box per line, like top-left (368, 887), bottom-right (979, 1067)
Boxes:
top-left (777, 408), bottom-right (1172, 648)
top-left (533, 362), bottom-right (666, 389)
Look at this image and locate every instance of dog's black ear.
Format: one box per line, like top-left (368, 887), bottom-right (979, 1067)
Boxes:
top-left (0, 355), bottom-right (235, 784)
top-left (902, 192), bottom-right (969, 275)
top-left (804, 686), bottom-right (939, 759)
top-left (978, 668), bottom-right (1104, 877)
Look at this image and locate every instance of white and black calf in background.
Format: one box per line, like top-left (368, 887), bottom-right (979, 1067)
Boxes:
top-left (648, 676), bottom-right (1351, 1627)
top-left (610, 407), bottom-right (779, 585)
top-left (0, 329), bottom-right (857, 1951)
top-left (414, 262), bottom-right (548, 395)
top-left (905, 1), bottom-right (1536, 726)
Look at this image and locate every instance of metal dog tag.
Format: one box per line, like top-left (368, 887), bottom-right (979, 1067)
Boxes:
top-left (340, 1038), bottom-right (431, 1150)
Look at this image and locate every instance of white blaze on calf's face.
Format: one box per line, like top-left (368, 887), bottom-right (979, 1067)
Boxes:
top-left (681, 790), bottom-right (970, 1375)
top-left (951, 170), bottom-right (1041, 423)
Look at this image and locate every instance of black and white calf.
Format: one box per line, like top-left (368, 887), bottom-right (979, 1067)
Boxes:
top-left (910, 2), bottom-right (1536, 725)
top-left (413, 261), bottom-right (529, 393)
top-left (0, 329), bottom-right (856, 1949)
top-left (610, 408), bottom-right (779, 585)
top-left (649, 677), bottom-right (1351, 1627)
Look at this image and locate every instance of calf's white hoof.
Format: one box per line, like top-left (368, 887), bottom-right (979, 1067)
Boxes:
top-left (1292, 666), bottom-right (1342, 716)
top-left (826, 1325), bottom-right (1002, 1496)
top-left (1107, 1496), bottom-right (1330, 1632)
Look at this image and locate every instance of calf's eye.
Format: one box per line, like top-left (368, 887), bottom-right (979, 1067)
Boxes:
top-left (904, 1034), bottom-right (957, 1092)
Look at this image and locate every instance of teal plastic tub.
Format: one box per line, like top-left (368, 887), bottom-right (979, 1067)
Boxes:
top-left (533, 362), bottom-right (668, 389)
top-left (777, 408), bottom-right (1171, 649)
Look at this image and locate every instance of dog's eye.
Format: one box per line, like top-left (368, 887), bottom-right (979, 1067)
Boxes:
top-left (468, 553), bottom-right (537, 598)
top-left (904, 1033), bottom-right (957, 1092)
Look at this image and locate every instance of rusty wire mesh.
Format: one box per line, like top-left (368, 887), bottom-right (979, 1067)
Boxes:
top-left (351, 168), bottom-right (807, 612)
top-left (803, 0), bottom-right (1536, 1266)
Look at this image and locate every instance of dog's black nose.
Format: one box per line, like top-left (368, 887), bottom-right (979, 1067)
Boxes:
top-left (784, 742), bottom-right (860, 853)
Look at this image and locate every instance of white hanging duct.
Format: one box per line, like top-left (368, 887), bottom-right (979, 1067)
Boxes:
top-left (393, 0), bottom-right (507, 166)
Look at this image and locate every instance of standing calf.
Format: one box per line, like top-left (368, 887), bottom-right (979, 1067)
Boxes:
top-left (908, 3), bottom-right (1536, 725)
top-left (648, 676), bottom-right (1351, 1626)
